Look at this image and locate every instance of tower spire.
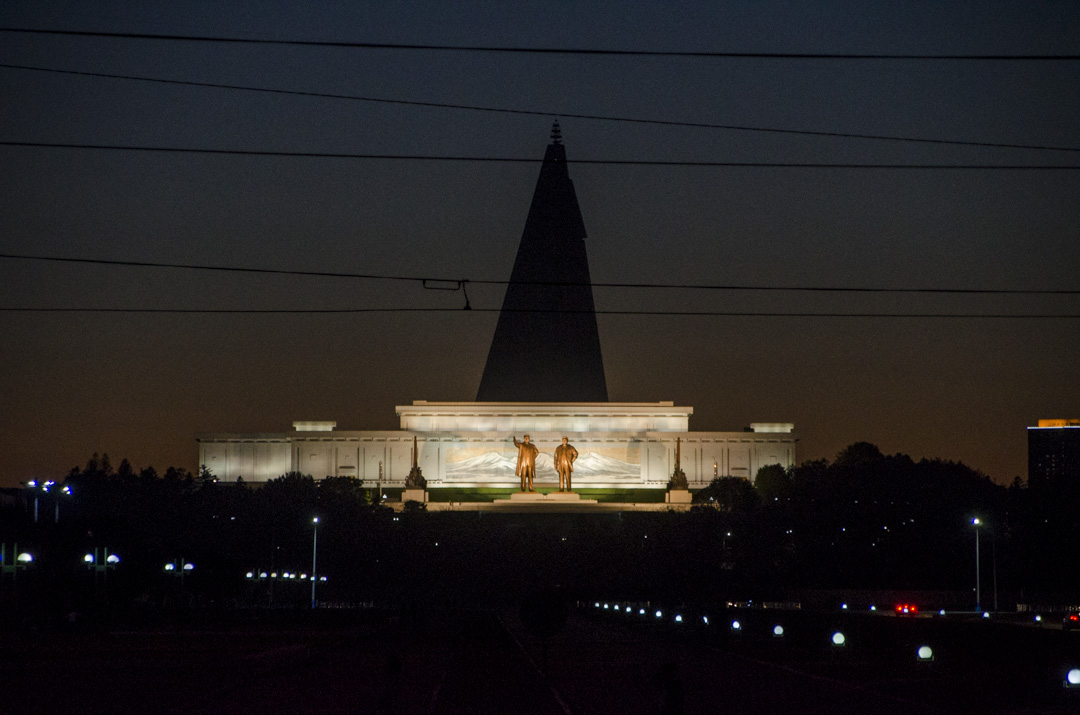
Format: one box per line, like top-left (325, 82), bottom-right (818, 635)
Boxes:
top-left (476, 130), bottom-right (607, 402)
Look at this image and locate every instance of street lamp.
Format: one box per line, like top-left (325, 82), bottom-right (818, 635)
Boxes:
top-left (164, 559), bottom-right (195, 590)
top-left (24, 480), bottom-right (72, 523)
top-left (84, 547), bottom-right (120, 597)
top-left (972, 518), bottom-right (982, 612)
top-left (311, 517), bottom-right (319, 609)
top-left (55, 484), bottom-right (72, 522)
top-left (1, 543), bottom-right (34, 583)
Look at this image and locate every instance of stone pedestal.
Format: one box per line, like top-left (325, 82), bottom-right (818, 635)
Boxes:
top-left (402, 488), bottom-right (428, 504)
top-left (505, 491), bottom-right (597, 504)
top-left (665, 489), bottom-right (692, 504)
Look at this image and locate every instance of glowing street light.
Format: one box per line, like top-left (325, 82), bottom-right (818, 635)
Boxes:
top-left (1, 543), bottom-right (35, 598)
top-left (164, 558), bottom-right (195, 588)
top-left (25, 480), bottom-right (68, 523)
top-left (917, 645), bottom-right (934, 662)
top-left (2, 544), bottom-right (34, 576)
top-left (832, 632), bottom-right (846, 647)
top-left (84, 547), bottom-right (120, 598)
top-left (972, 518), bottom-right (982, 612)
top-left (311, 516), bottom-right (319, 609)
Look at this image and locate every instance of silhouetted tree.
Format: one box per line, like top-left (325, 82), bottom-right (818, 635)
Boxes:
top-left (694, 477), bottom-right (760, 514)
top-left (754, 464), bottom-right (792, 503)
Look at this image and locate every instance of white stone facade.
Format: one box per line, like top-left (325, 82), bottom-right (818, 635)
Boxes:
top-left (198, 402), bottom-right (797, 489)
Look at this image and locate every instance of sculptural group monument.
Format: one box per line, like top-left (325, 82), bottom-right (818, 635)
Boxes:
top-left (197, 126), bottom-right (797, 510)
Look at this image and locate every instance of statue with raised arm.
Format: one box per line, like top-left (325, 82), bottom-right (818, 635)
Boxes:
top-left (553, 436), bottom-right (578, 492)
top-left (513, 434), bottom-right (539, 492)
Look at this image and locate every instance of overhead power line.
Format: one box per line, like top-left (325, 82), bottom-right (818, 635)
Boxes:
top-left (1, 306), bottom-right (1078, 319)
top-left (2, 28), bottom-right (1078, 61)
top-left (3, 142), bottom-right (1078, 169)
top-left (2, 253), bottom-right (1077, 296)
top-left (3, 62), bottom-right (1076, 153)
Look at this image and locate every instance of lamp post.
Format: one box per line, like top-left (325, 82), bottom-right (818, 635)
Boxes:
top-left (1, 543), bottom-right (34, 583)
top-left (992, 538), bottom-right (998, 612)
top-left (311, 517), bottom-right (319, 609)
top-left (24, 481), bottom-right (71, 523)
top-left (56, 484), bottom-right (71, 522)
top-left (972, 518), bottom-right (982, 613)
top-left (164, 559), bottom-right (195, 592)
top-left (1, 544), bottom-right (34, 609)
top-left (84, 547), bottom-right (120, 587)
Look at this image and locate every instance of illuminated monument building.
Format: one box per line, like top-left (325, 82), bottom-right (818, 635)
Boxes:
top-left (1028, 419), bottom-right (1080, 491)
top-left (199, 126), bottom-right (796, 508)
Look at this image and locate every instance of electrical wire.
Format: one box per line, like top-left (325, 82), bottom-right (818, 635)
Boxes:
top-left (1, 253), bottom-right (1077, 296)
top-left (1, 28), bottom-right (1078, 60)
top-left (2, 62), bottom-right (1076, 153)
top-left (1, 307), bottom-right (1077, 318)
top-left (3, 142), bottom-right (1078, 169)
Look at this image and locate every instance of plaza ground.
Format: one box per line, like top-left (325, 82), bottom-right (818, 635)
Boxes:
top-left (5, 606), bottom-right (1080, 713)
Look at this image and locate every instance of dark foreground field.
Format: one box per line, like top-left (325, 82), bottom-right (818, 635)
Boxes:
top-left (4, 607), bottom-right (1080, 713)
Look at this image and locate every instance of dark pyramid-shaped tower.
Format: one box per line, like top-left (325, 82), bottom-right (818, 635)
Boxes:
top-left (476, 125), bottom-right (608, 402)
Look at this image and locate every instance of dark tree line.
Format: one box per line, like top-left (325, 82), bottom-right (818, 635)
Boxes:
top-left (692, 442), bottom-right (1079, 601)
top-left (2, 443), bottom-right (1078, 622)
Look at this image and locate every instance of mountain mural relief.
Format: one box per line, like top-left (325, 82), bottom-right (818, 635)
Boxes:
top-left (444, 448), bottom-right (640, 482)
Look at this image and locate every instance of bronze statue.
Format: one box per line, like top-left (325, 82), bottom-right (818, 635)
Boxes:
top-left (513, 434), bottom-right (539, 491)
top-left (553, 436), bottom-right (578, 492)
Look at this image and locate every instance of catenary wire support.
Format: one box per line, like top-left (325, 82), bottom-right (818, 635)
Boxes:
top-left (421, 278), bottom-right (471, 309)
top-left (461, 280), bottom-right (472, 310)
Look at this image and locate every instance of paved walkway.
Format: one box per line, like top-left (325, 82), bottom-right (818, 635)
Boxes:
top-left (8, 610), bottom-right (1079, 713)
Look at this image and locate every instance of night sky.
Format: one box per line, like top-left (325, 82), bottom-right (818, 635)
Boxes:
top-left (2, 3), bottom-right (1078, 488)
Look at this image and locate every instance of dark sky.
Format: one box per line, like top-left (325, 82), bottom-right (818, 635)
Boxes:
top-left (2, 2), bottom-right (1078, 487)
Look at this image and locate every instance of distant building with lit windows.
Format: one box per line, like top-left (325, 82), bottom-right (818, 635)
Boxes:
top-left (1027, 419), bottom-right (1080, 491)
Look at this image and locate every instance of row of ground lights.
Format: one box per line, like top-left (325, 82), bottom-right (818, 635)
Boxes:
top-left (246, 571), bottom-right (326, 581)
top-left (590, 601), bottom-right (1080, 676)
